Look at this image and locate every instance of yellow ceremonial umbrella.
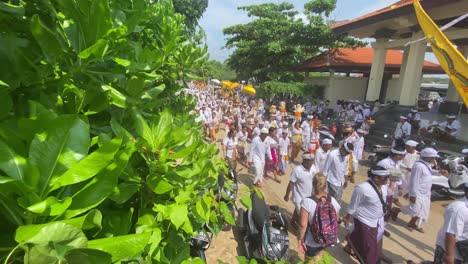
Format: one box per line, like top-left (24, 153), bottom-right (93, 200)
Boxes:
top-left (413, 0), bottom-right (468, 107)
top-left (242, 85), bottom-right (256, 95)
top-left (221, 81), bottom-right (239, 90)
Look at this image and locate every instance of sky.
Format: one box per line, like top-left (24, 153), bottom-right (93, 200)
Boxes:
top-left (199, 0), bottom-right (439, 63)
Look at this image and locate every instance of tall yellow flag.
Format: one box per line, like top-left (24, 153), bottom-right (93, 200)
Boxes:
top-left (413, 0), bottom-right (468, 106)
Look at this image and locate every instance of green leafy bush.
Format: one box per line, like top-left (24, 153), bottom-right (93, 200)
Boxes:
top-left (0, 0), bottom-right (226, 263)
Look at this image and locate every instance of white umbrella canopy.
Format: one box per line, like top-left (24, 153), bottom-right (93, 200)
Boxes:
top-left (210, 79), bottom-right (220, 84)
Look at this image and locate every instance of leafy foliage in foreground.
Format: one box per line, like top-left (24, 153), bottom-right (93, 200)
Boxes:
top-left (0, 0), bottom-right (226, 263)
top-left (223, 0), bottom-right (364, 82)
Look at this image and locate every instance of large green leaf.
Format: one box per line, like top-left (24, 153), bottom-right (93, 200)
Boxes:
top-left (168, 204), bottom-right (188, 230)
top-left (17, 222), bottom-right (88, 264)
top-left (88, 233), bottom-right (151, 262)
top-left (0, 138), bottom-right (26, 180)
top-left (15, 209), bottom-right (102, 242)
top-left (29, 115), bottom-right (90, 198)
top-left (50, 137), bottom-right (122, 192)
top-left (64, 248), bottom-right (112, 264)
top-left (62, 142), bottom-right (134, 219)
top-left (30, 14), bottom-right (64, 64)
top-left (27, 196), bottom-right (72, 216)
top-left (79, 39), bottom-right (108, 60)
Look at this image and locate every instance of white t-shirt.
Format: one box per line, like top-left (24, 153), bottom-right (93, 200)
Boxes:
top-left (278, 137), bottom-right (290, 156)
top-left (314, 147), bottom-right (330, 173)
top-left (323, 149), bottom-right (349, 186)
top-left (347, 181), bottom-right (388, 228)
top-left (301, 120), bottom-right (311, 135)
top-left (223, 137), bottom-right (238, 159)
top-left (289, 164), bottom-right (317, 208)
top-left (435, 197), bottom-right (468, 261)
top-left (301, 196), bottom-right (341, 247)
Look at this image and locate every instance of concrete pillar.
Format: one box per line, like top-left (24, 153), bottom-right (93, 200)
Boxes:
top-left (398, 36), bottom-right (426, 106)
top-left (366, 40), bottom-right (387, 101)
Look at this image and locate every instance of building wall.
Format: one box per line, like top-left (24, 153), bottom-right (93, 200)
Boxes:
top-left (304, 76), bottom-right (368, 107)
top-left (326, 77), bottom-right (368, 106)
top-left (385, 77), bottom-right (402, 102)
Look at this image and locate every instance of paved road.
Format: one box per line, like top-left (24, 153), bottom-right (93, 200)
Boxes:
top-left (206, 128), bottom-right (453, 264)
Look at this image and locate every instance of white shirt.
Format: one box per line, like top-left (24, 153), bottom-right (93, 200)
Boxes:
top-left (252, 127), bottom-right (261, 138)
top-left (314, 147), bottom-right (330, 173)
top-left (362, 108), bottom-right (371, 118)
top-left (302, 197), bottom-right (341, 247)
top-left (401, 152), bottom-right (420, 173)
top-left (278, 137), bottom-right (290, 156)
top-left (408, 112), bottom-right (421, 121)
top-left (291, 127), bottom-right (302, 143)
top-left (347, 181), bottom-right (389, 228)
top-left (394, 121), bottom-right (412, 139)
top-left (436, 197), bottom-right (468, 261)
top-left (408, 160), bottom-right (435, 197)
top-left (248, 136), bottom-right (271, 164)
top-left (439, 120), bottom-right (462, 137)
top-left (237, 130), bottom-right (248, 143)
top-left (323, 149), bottom-right (349, 186)
top-left (301, 120), bottom-right (310, 135)
top-left (289, 164), bottom-right (318, 207)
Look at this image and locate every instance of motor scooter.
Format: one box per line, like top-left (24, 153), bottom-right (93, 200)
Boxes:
top-left (237, 192), bottom-right (290, 261)
top-left (190, 228), bottom-right (213, 261)
top-left (218, 167), bottom-right (238, 231)
top-left (432, 154), bottom-right (468, 197)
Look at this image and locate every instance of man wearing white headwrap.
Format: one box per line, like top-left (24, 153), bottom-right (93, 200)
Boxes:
top-left (393, 116), bottom-right (411, 147)
top-left (343, 166), bottom-right (390, 264)
top-left (377, 147), bottom-right (406, 209)
top-left (284, 153), bottom-right (317, 224)
top-left (429, 115), bottom-right (461, 140)
top-left (400, 140), bottom-right (420, 196)
top-left (248, 128), bottom-right (272, 187)
top-left (314, 138), bottom-right (332, 172)
top-left (323, 143), bottom-right (353, 204)
top-left (391, 148), bottom-right (449, 232)
top-left (301, 116), bottom-right (312, 150)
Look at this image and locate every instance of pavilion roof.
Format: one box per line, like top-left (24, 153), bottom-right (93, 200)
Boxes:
top-left (296, 47), bottom-right (444, 74)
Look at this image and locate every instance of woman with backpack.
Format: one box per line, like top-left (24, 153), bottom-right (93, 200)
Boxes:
top-left (298, 173), bottom-right (340, 264)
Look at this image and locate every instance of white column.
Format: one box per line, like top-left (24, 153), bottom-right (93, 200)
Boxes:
top-left (366, 40), bottom-right (387, 101)
top-left (446, 45), bottom-right (468, 102)
top-left (398, 36), bottom-right (426, 106)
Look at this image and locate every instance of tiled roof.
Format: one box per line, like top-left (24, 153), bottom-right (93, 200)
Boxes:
top-left (297, 47), bottom-right (444, 74)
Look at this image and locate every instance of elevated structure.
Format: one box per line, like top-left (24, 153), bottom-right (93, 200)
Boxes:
top-left (329, 0), bottom-right (468, 111)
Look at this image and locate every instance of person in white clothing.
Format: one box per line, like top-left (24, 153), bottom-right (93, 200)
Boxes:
top-left (343, 166), bottom-right (390, 264)
top-left (393, 116), bottom-right (412, 147)
top-left (290, 121), bottom-right (302, 162)
top-left (248, 128), bottom-right (272, 188)
top-left (377, 147), bottom-right (406, 207)
top-left (278, 130), bottom-right (290, 175)
top-left (400, 140), bottom-right (420, 196)
top-left (223, 128), bottom-right (238, 170)
top-left (322, 142), bottom-right (353, 204)
top-left (298, 173), bottom-right (340, 262)
top-left (354, 129), bottom-right (366, 160)
top-left (433, 183), bottom-right (468, 264)
top-left (429, 114), bottom-right (462, 141)
top-left (301, 115), bottom-right (313, 150)
top-left (284, 153), bottom-right (317, 224)
top-left (314, 138), bottom-right (332, 173)
top-left (391, 148), bottom-right (449, 232)
top-left (407, 109), bottom-right (421, 134)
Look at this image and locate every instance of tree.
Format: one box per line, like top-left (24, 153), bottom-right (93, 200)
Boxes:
top-left (223, 0), bottom-right (364, 82)
top-left (0, 0), bottom-right (227, 263)
top-left (172, 0), bottom-right (209, 33)
top-left (200, 60), bottom-right (238, 80)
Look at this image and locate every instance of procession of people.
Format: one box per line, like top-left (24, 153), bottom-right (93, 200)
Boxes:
top-left (186, 82), bottom-right (467, 264)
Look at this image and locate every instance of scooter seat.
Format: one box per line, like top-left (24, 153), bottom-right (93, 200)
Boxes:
top-left (251, 192), bottom-right (269, 232)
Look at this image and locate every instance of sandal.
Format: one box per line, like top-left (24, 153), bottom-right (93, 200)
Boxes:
top-left (343, 244), bottom-right (356, 258)
top-left (273, 178), bottom-right (281, 183)
top-left (407, 224), bottom-right (424, 233)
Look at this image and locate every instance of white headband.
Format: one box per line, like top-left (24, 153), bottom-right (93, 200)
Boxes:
top-left (391, 149), bottom-right (407, 155)
top-left (344, 143), bottom-right (352, 153)
top-left (371, 168), bottom-right (390, 177)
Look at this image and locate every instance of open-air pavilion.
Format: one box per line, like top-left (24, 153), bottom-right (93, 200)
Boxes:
top-left (297, 47), bottom-right (444, 105)
top-left (301, 0), bottom-right (468, 113)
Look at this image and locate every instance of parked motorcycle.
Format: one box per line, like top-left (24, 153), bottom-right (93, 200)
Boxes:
top-left (190, 167), bottom-right (238, 260)
top-left (218, 167), bottom-right (238, 231)
top-left (190, 228), bottom-right (213, 261)
top-left (237, 192), bottom-right (290, 261)
top-left (432, 153), bottom-right (468, 197)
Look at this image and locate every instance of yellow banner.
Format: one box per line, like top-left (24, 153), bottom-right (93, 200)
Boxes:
top-left (413, 0), bottom-right (468, 106)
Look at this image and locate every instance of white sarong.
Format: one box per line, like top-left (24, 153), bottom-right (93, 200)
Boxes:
top-left (400, 195), bottom-right (431, 227)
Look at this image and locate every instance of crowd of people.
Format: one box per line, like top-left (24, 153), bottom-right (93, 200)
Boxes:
top-left (186, 84), bottom-right (467, 264)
